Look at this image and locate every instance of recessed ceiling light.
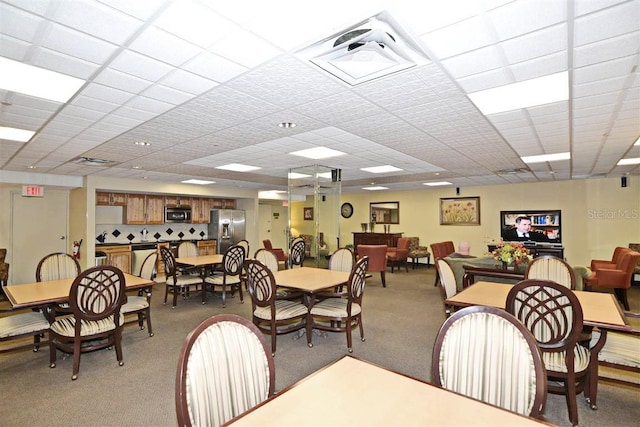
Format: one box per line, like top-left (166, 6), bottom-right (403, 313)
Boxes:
top-left (634, 136), bottom-right (639, 146)
top-left (424, 181), bottom-right (452, 186)
top-left (181, 179), bottom-right (216, 185)
top-left (215, 163), bottom-right (260, 172)
top-left (288, 172), bottom-right (312, 179)
top-left (289, 147), bottom-right (346, 160)
top-left (0, 126), bottom-right (35, 142)
top-left (521, 152), bottom-right (570, 164)
top-left (361, 165), bottom-right (402, 173)
top-left (468, 71), bottom-right (568, 115)
top-left (0, 56), bottom-right (85, 103)
top-left (134, 140), bottom-right (150, 146)
top-left (27, 165), bottom-right (37, 169)
top-left (132, 165), bottom-right (142, 169)
top-left (278, 122), bottom-right (296, 128)
top-left (617, 158), bottom-right (640, 166)
top-left (362, 186), bottom-right (389, 191)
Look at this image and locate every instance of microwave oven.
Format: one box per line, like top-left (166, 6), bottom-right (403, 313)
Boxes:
top-left (165, 207), bottom-right (192, 223)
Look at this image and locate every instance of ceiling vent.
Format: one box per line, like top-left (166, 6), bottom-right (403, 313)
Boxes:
top-left (71, 157), bottom-right (116, 166)
top-left (296, 10), bottom-right (430, 86)
top-left (494, 168), bottom-right (531, 175)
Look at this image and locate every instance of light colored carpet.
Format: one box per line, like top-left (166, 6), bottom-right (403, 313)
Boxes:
top-left (1, 266), bottom-right (638, 426)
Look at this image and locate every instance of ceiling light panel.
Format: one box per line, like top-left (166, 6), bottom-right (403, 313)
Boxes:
top-left (361, 165), bottom-right (402, 173)
top-left (215, 163), bottom-right (260, 172)
top-left (289, 147), bottom-right (346, 159)
top-left (0, 126), bottom-right (35, 142)
top-left (521, 152), bottom-right (571, 164)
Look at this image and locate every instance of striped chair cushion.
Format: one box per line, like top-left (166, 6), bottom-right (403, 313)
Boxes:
top-left (186, 321), bottom-right (271, 427)
top-left (50, 313), bottom-right (125, 337)
top-left (438, 312), bottom-right (539, 417)
top-left (121, 296), bottom-right (149, 313)
top-left (542, 345), bottom-right (590, 373)
top-left (592, 330), bottom-right (639, 368)
top-left (205, 274), bottom-right (241, 285)
top-left (0, 312), bottom-right (50, 339)
top-left (310, 298), bottom-right (361, 317)
top-left (167, 275), bottom-right (202, 286)
top-left (254, 300), bottom-right (307, 321)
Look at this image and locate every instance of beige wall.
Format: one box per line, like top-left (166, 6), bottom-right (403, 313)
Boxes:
top-left (2, 176), bottom-right (638, 283)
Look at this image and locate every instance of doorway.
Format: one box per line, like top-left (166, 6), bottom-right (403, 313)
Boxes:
top-left (10, 190), bottom-right (68, 284)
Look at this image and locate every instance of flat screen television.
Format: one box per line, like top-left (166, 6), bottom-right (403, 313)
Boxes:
top-left (500, 210), bottom-right (562, 244)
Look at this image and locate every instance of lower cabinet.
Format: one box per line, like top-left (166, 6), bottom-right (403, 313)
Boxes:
top-left (197, 240), bottom-right (217, 255)
top-left (100, 245), bottom-right (132, 274)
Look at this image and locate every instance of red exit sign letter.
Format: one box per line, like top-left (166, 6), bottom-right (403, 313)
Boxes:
top-left (22, 185), bottom-right (44, 197)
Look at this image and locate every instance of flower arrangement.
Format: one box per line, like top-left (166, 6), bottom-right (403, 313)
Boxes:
top-left (492, 242), bottom-right (532, 266)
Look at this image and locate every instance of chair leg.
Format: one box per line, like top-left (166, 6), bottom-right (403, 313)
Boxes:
top-left (145, 307), bottom-right (153, 337)
top-left (380, 271), bottom-right (386, 287)
top-left (72, 339), bottom-right (82, 380)
top-left (403, 260), bottom-right (408, 273)
top-left (614, 288), bottom-right (630, 310)
top-left (565, 375), bottom-right (579, 426)
top-left (346, 316), bottom-right (353, 353)
top-left (172, 286), bottom-right (178, 308)
top-left (434, 270), bottom-right (440, 287)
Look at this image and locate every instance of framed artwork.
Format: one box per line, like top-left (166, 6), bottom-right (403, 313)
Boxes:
top-left (439, 197), bottom-right (480, 225)
top-left (303, 207), bottom-right (314, 221)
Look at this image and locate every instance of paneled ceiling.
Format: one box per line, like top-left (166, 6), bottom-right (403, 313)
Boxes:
top-left (0, 0), bottom-right (638, 193)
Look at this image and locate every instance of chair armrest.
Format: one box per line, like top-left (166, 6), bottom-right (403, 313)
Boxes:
top-left (591, 260), bottom-right (616, 270)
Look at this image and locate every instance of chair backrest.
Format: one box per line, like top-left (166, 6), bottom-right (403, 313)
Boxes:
top-left (237, 240), bottom-right (250, 259)
top-left (222, 244), bottom-right (245, 276)
top-left (430, 242), bottom-right (455, 262)
top-left (262, 239), bottom-right (274, 250)
top-left (356, 245), bottom-right (387, 272)
top-left (244, 259), bottom-right (277, 309)
top-left (611, 246), bottom-right (628, 263)
top-left (616, 251), bottom-right (640, 273)
top-left (432, 305), bottom-right (547, 418)
top-left (435, 258), bottom-right (458, 299)
top-left (177, 242), bottom-right (198, 258)
top-left (253, 249), bottom-right (279, 273)
top-left (68, 265), bottom-right (126, 323)
top-left (36, 252), bottom-right (81, 282)
top-left (525, 255), bottom-right (576, 289)
top-left (175, 313), bottom-right (275, 427)
top-left (406, 237), bottom-right (420, 252)
top-left (289, 237), bottom-right (305, 267)
top-left (506, 279), bottom-right (583, 353)
top-left (329, 248), bottom-right (355, 272)
top-left (139, 252), bottom-right (158, 280)
top-left (396, 238), bottom-right (411, 251)
top-left (160, 247), bottom-right (178, 278)
top-left (346, 257), bottom-right (368, 305)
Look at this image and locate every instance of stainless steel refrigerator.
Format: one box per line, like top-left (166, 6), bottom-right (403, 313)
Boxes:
top-left (209, 209), bottom-right (246, 254)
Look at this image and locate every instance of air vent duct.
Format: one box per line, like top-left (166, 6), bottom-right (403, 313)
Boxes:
top-left (494, 168), bottom-right (531, 175)
top-left (72, 157), bottom-right (116, 166)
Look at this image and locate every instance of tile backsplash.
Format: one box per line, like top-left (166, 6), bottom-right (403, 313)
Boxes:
top-left (95, 224), bottom-right (208, 244)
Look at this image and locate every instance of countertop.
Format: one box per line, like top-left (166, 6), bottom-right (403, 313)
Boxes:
top-left (96, 238), bottom-right (215, 248)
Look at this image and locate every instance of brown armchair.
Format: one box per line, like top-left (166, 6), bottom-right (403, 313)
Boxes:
top-left (386, 237), bottom-right (410, 273)
top-left (262, 239), bottom-right (288, 265)
top-left (429, 241), bottom-right (455, 287)
top-left (590, 246), bottom-right (631, 271)
top-left (0, 248), bottom-right (8, 300)
top-left (357, 245), bottom-right (387, 287)
top-left (629, 243), bottom-right (640, 284)
top-left (586, 250), bottom-right (640, 310)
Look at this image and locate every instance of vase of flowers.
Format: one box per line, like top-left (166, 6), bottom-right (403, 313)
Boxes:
top-left (492, 243), bottom-right (532, 269)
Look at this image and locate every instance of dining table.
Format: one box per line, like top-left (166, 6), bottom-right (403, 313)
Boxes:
top-left (223, 355), bottom-right (554, 426)
top-left (176, 254), bottom-right (225, 303)
top-left (445, 280), bottom-right (631, 410)
top-left (272, 266), bottom-right (350, 308)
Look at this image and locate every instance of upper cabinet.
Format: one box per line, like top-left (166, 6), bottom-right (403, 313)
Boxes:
top-left (192, 197), bottom-right (213, 224)
top-left (96, 192), bottom-right (126, 206)
top-left (165, 195), bottom-right (191, 208)
top-left (124, 194), bottom-right (165, 224)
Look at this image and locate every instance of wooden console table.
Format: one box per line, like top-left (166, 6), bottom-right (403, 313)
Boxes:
top-left (353, 232), bottom-right (403, 250)
top-left (487, 244), bottom-right (564, 259)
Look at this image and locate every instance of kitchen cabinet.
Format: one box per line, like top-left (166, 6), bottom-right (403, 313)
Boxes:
top-left (197, 239), bottom-right (217, 255)
top-left (100, 245), bottom-right (131, 274)
top-left (211, 199), bottom-right (236, 209)
top-left (191, 197), bottom-right (214, 223)
top-left (96, 192), bottom-right (126, 206)
top-left (165, 195), bottom-right (191, 208)
top-left (124, 194), bottom-right (164, 225)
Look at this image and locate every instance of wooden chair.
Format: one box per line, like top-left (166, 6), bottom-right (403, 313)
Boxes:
top-left (308, 256), bottom-right (369, 353)
top-left (289, 237), bottom-right (306, 268)
top-left (49, 265), bottom-right (126, 380)
top-left (356, 245), bottom-right (387, 287)
top-left (254, 249), bottom-right (301, 300)
top-left (525, 255), bottom-right (576, 289)
top-left (244, 259), bottom-right (309, 355)
top-left (176, 241), bottom-right (200, 275)
top-left (203, 244), bottom-right (245, 307)
top-left (506, 279), bottom-right (592, 426)
top-left (36, 252), bottom-right (81, 315)
top-left (432, 305), bottom-right (547, 418)
top-left (160, 247), bottom-right (203, 308)
top-left (585, 250), bottom-right (640, 310)
top-left (175, 313), bottom-right (275, 427)
top-left (430, 242), bottom-right (454, 287)
top-left (328, 247), bottom-right (355, 272)
top-left (435, 258), bottom-right (458, 317)
top-left (0, 306), bottom-right (50, 353)
top-left (121, 251), bottom-right (156, 336)
top-left (386, 237), bottom-right (410, 273)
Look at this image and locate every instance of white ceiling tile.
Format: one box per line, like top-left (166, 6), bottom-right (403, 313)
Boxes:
top-left (440, 45), bottom-right (503, 79)
top-left (32, 47), bottom-right (99, 79)
top-left (509, 51), bottom-right (567, 81)
top-left (500, 24), bottom-right (567, 64)
top-left (489, 0), bottom-right (566, 40)
top-left (574, 1), bottom-right (640, 47)
top-left (574, 55), bottom-right (638, 85)
top-left (574, 31), bottom-right (640, 68)
top-left (183, 52), bottom-right (248, 82)
top-left (96, 0), bottom-right (168, 20)
top-left (109, 49), bottom-right (175, 81)
top-left (141, 85), bottom-right (195, 106)
top-left (93, 68), bottom-right (153, 94)
top-left (420, 15), bottom-right (494, 60)
top-left (210, 27), bottom-right (282, 68)
top-left (41, 23), bottom-right (119, 64)
top-left (128, 26), bottom-right (202, 67)
top-left (0, 2), bottom-right (44, 43)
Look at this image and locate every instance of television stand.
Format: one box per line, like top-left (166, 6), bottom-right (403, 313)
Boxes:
top-left (487, 244), bottom-right (564, 260)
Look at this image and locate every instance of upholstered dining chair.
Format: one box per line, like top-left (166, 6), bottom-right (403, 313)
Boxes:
top-left (386, 237), bottom-right (410, 273)
top-left (49, 265), bottom-right (127, 380)
top-left (406, 237), bottom-right (430, 269)
top-left (329, 247), bottom-right (355, 272)
top-left (203, 244), bottom-right (245, 307)
top-left (506, 279), bottom-right (591, 426)
top-left (254, 249), bottom-right (301, 301)
top-left (525, 255), bottom-right (576, 289)
top-left (237, 239), bottom-right (250, 260)
top-left (430, 242), bottom-right (455, 287)
top-left (175, 313), bottom-right (275, 427)
top-left (435, 258), bottom-right (458, 317)
top-left (0, 306), bottom-right (50, 353)
top-left (176, 241), bottom-right (200, 275)
top-left (262, 239), bottom-right (288, 267)
top-left (289, 237), bottom-right (306, 268)
top-left (431, 305), bottom-right (547, 419)
top-left (356, 245), bottom-right (387, 287)
top-left (36, 252), bottom-right (81, 315)
top-left (585, 250), bottom-right (640, 310)
top-left (121, 251), bottom-right (156, 337)
top-left (244, 259), bottom-right (309, 355)
top-left (161, 247), bottom-right (203, 308)
top-left (308, 256), bottom-right (369, 353)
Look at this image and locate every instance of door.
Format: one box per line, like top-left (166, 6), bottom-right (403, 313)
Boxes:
top-left (11, 190), bottom-right (68, 284)
top-left (258, 204), bottom-right (272, 248)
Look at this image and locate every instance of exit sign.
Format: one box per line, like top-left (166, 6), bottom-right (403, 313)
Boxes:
top-left (22, 185), bottom-right (44, 197)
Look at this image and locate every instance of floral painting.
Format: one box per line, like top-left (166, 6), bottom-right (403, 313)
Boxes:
top-left (439, 197), bottom-right (480, 225)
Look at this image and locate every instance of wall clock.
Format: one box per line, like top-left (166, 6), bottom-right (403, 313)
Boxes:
top-left (341, 202), bottom-right (354, 218)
